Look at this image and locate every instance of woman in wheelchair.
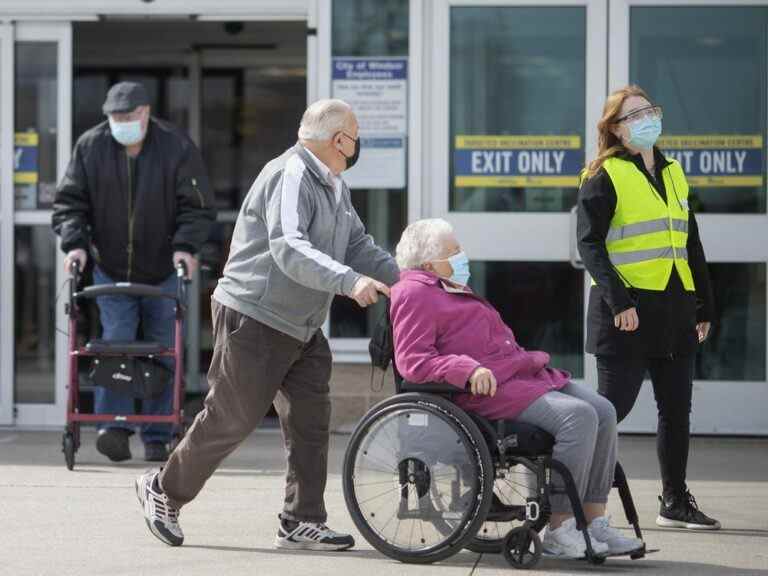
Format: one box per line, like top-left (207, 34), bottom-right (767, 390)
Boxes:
top-left (388, 218), bottom-right (644, 559)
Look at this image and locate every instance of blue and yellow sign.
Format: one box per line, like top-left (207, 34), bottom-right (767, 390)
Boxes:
top-left (454, 135), bottom-right (583, 187)
top-left (14, 132), bottom-right (39, 185)
top-left (659, 135), bottom-right (763, 187)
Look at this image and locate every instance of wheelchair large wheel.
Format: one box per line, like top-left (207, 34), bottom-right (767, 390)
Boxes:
top-left (343, 393), bottom-right (494, 564)
top-left (466, 459), bottom-right (540, 553)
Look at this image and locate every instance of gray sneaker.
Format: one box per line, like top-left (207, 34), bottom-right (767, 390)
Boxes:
top-left (588, 515), bottom-right (644, 555)
top-left (136, 470), bottom-right (184, 546)
top-left (275, 514), bottom-right (354, 551)
top-left (541, 518), bottom-right (609, 558)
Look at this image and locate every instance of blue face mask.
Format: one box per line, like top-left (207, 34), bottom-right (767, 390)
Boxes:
top-left (627, 117), bottom-right (662, 150)
top-left (447, 251), bottom-right (471, 286)
top-left (109, 118), bottom-right (144, 146)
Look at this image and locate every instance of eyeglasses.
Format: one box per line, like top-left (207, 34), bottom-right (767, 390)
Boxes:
top-left (616, 105), bottom-right (663, 124)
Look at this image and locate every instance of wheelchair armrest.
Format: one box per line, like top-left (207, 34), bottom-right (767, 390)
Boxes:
top-left (398, 380), bottom-right (463, 394)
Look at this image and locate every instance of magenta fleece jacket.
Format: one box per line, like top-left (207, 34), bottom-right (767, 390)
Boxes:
top-left (391, 269), bottom-right (570, 420)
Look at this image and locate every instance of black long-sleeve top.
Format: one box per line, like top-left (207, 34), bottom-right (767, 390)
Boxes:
top-left (577, 147), bottom-right (715, 357)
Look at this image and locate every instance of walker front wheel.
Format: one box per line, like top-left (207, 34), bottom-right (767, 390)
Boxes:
top-left (62, 431), bottom-right (76, 470)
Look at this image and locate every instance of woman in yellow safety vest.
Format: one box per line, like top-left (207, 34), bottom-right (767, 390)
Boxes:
top-left (577, 85), bottom-right (719, 530)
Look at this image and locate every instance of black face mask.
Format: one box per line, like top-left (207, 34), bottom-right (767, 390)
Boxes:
top-left (339, 132), bottom-right (361, 170)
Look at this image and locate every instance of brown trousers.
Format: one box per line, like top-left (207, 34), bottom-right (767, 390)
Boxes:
top-left (160, 300), bottom-right (332, 522)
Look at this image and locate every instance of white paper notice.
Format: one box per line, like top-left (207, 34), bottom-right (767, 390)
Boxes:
top-left (332, 57), bottom-right (407, 189)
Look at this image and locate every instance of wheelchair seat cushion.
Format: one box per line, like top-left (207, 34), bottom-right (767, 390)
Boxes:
top-left (491, 419), bottom-right (555, 456)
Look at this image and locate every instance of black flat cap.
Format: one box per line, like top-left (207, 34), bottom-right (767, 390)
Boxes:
top-left (102, 82), bottom-right (150, 115)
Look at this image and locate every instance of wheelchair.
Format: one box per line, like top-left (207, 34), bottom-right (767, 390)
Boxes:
top-left (342, 366), bottom-right (648, 570)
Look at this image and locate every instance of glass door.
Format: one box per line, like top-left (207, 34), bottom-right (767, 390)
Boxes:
top-left (610, 1), bottom-right (768, 434)
top-left (6, 22), bottom-right (72, 427)
top-left (0, 22), bottom-right (14, 426)
top-left (430, 0), bottom-right (607, 385)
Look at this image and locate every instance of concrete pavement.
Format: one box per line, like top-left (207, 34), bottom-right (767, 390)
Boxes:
top-left (1, 429), bottom-right (766, 576)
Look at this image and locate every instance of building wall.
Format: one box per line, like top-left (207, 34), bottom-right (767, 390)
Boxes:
top-left (1, 0), bottom-right (767, 434)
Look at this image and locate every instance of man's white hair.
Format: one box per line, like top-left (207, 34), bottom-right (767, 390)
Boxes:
top-left (298, 99), bottom-right (352, 141)
top-left (396, 218), bottom-right (455, 270)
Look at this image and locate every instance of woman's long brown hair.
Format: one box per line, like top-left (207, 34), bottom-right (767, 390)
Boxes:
top-left (583, 85), bottom-right (654, 180)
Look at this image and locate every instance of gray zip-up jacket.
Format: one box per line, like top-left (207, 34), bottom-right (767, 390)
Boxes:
top-left (213, 143), bottom-right (400, 342)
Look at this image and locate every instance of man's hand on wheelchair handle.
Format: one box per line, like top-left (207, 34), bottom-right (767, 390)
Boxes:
top-left (350, 276), bottom-right (390, 307)
top-left (469, 366), bottom-right (497, 397)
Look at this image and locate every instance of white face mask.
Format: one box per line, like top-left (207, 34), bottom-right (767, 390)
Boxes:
top-left (108, 117), bottom-right (144, 146)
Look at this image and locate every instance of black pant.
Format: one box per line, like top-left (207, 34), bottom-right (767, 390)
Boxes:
top-left (596, 354), bottom-right (693, 500)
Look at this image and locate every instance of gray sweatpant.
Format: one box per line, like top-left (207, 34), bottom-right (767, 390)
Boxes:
top-left (516, 382), bottom-right (618, 514)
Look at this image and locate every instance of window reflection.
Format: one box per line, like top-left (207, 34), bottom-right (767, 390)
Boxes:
top-left (15, 43), bottom-right (58, 209)
top-left (696, 263), bottom-right (766, 381)
top-left (470, 261), bottom-right (585, 379)
top-left (14, 227), bottom-right (57, 404)
top-left (202, 66), bottom-right (307, 210)
top-left (329, 0), bottom-right (409, 339)
top-left (631, 7), bottom-right (768, 213)
top-left (450, 7), bottom-right (585, 213)
top-left (332, 0), bottom-right (408, 56)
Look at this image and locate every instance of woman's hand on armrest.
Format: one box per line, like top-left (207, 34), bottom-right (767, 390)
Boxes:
top-left (469, 367), bottom-right (497, 397)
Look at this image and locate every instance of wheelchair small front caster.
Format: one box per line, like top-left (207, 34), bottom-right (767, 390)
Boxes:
top-left (588, 552), bottom-right (606, 565)
top-left (502, 526), bottom-right (542, 570)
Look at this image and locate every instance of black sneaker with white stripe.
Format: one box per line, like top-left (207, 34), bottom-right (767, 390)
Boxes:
top-left (275, 514), bottom-right (355, 551)
top-left (656, 491), bottom-right (721, 530)
top-left (136, 469), bottom-right (184, 546)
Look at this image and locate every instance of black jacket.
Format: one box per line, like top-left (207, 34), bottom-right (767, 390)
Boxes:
top-left (577, 148), bottom-right (715, 358)
top-left (52, 118), bottom-right (215, 284)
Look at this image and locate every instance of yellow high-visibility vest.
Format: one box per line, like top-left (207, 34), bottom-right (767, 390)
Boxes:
top-left (598, 156), bottom-right (695, 291)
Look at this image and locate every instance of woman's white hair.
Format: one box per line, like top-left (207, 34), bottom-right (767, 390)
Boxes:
top-left (396, 218), bottom-right (455, 270)
top-left (298, 99), bottom-right (352, 141)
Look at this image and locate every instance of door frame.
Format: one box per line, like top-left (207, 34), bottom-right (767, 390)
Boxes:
top-left (0, 22), bottom-right (14, 426)
top-left (427, 0), bottom-right (609, 386)
top-left (609, 0), bottom-right (768, 434)
top-left (0, 22), bottom-right (72, 426)
top-left (1, 6), bottom-right (320, 426)
top-left (317, 0), bottom-right (425, 362)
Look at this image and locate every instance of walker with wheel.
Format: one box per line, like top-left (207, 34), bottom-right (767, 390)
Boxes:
top-left (61, 261), bottom-right (189, 470)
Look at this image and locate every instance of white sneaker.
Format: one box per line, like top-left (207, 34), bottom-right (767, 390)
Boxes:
top-left (541, 518), bottom-right (609, 558)
top-left (588, 515), bottom-right (644, 555)
top-left (274, 514), bottom-right (355, 551)
top-left (136, 469), bottom-right (184, 546)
